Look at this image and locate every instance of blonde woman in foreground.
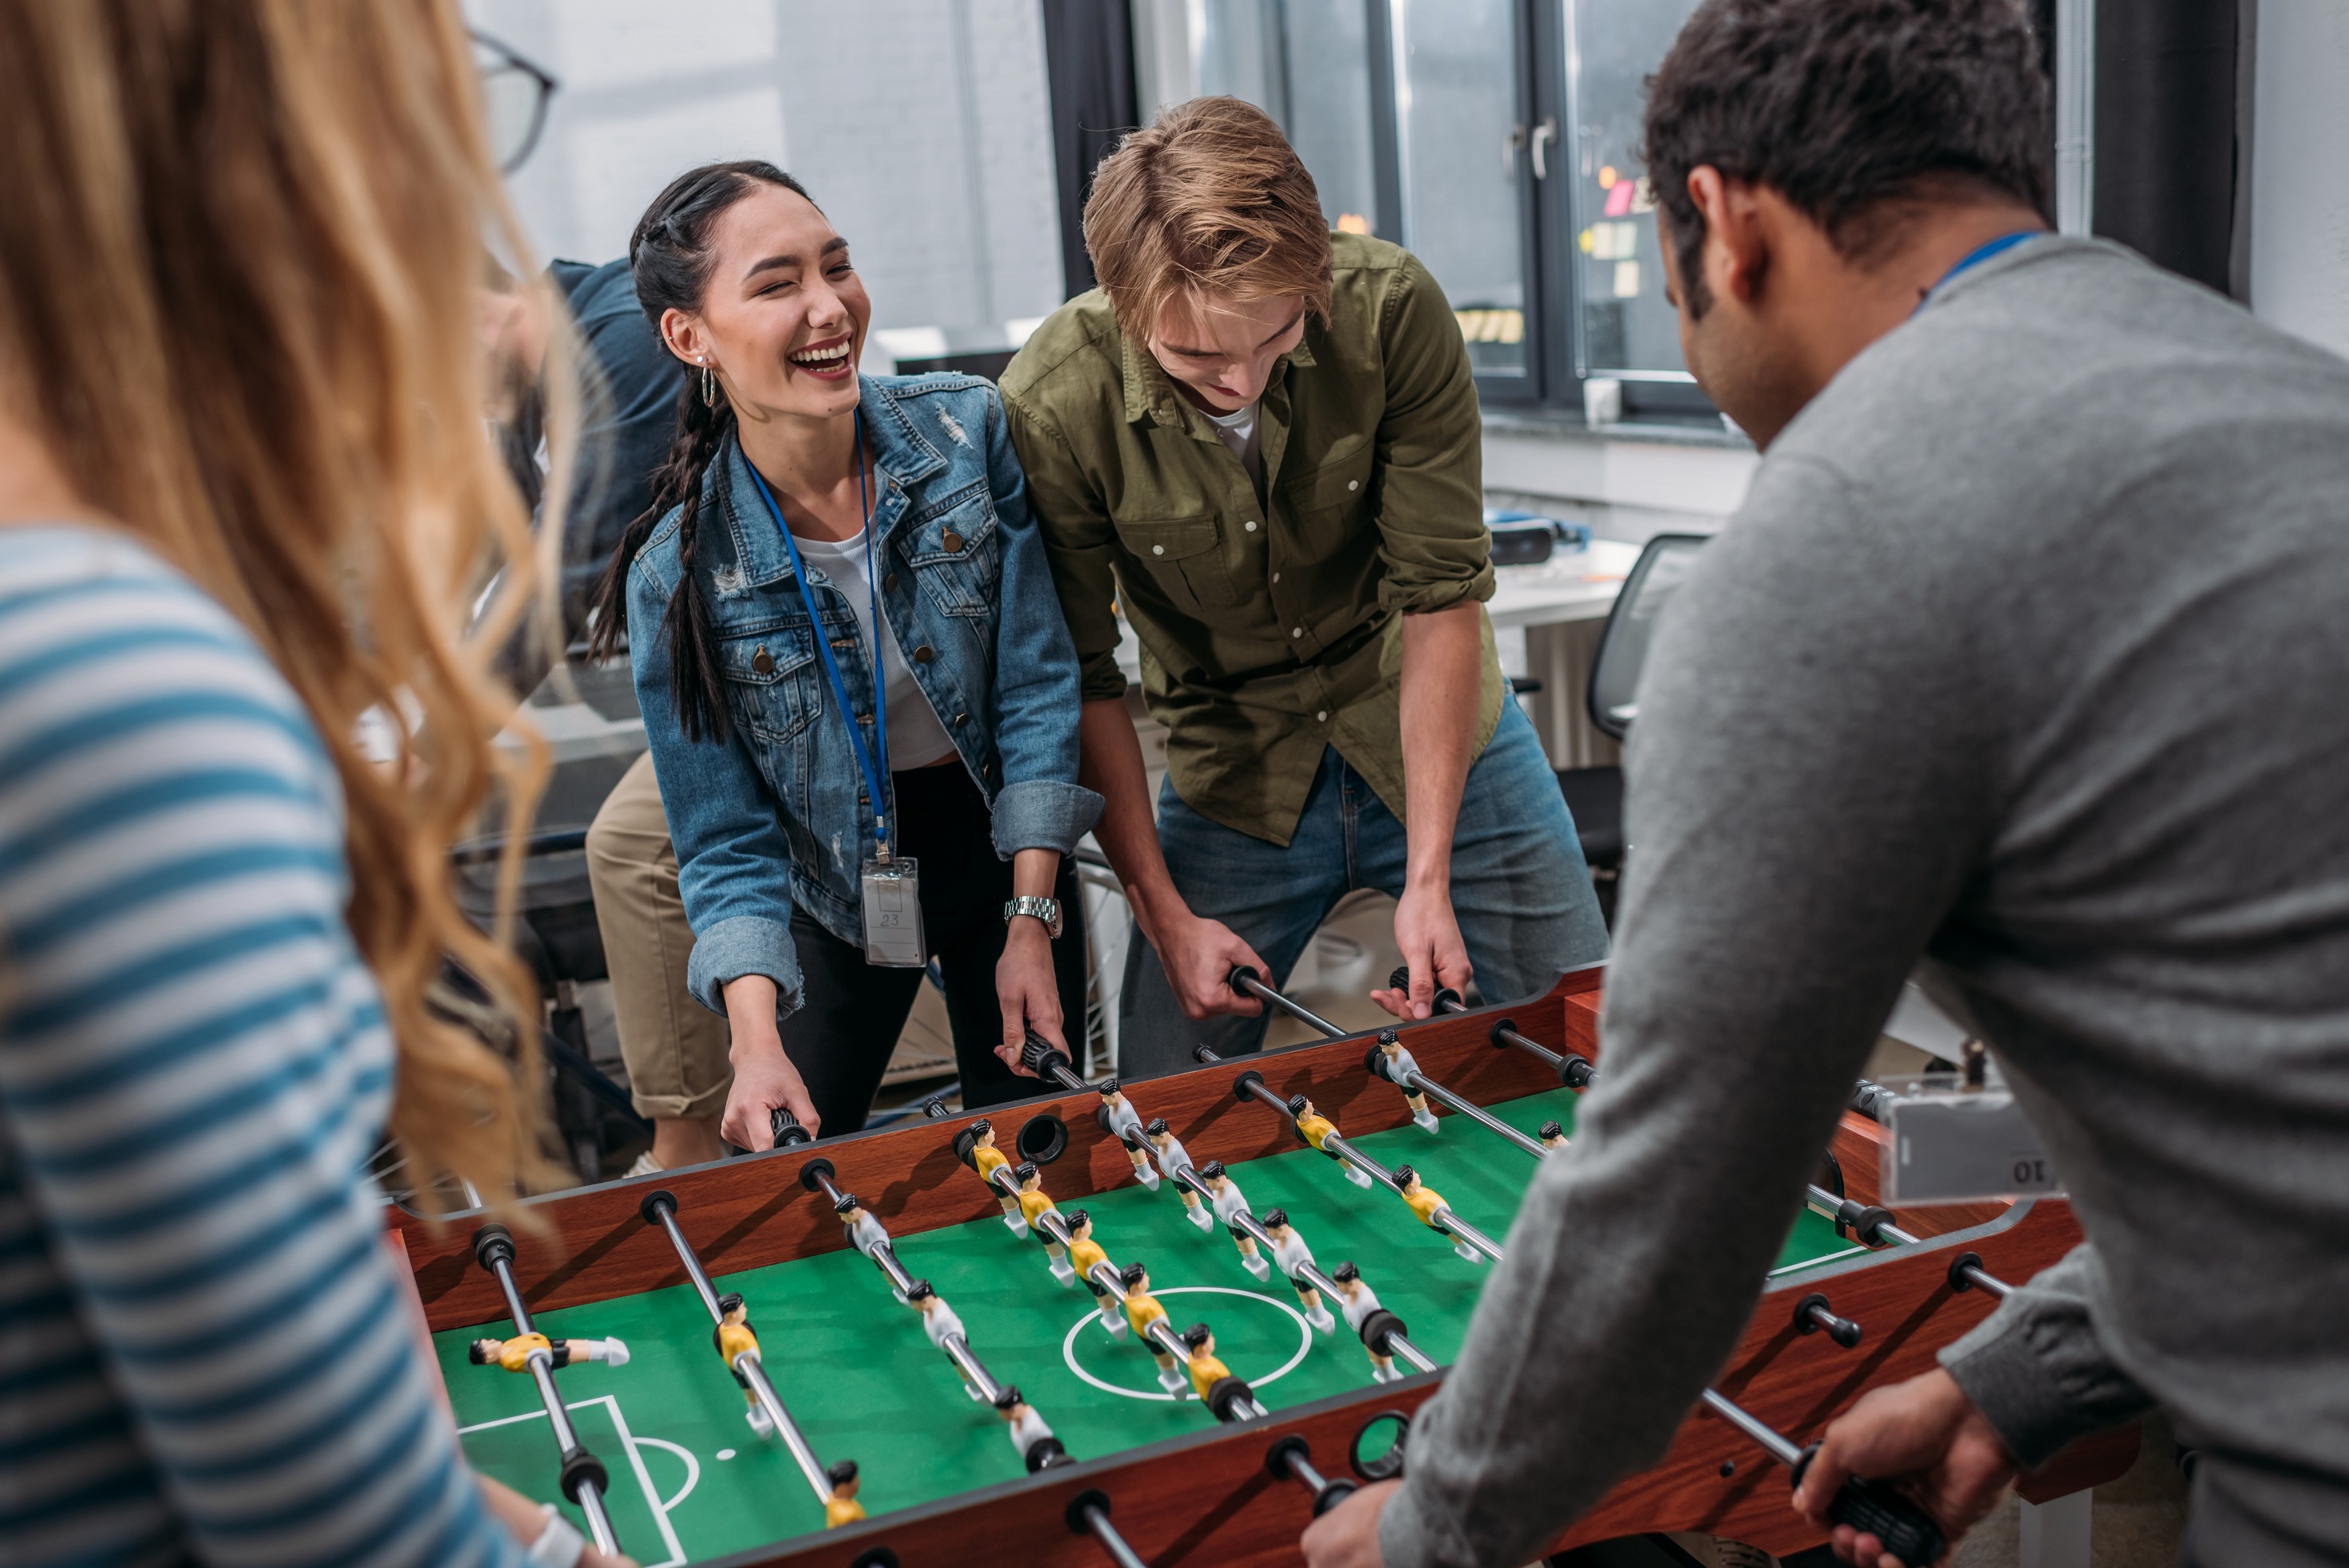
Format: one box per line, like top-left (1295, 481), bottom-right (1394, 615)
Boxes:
top-left (0, 2), bottom-right (626, 1563)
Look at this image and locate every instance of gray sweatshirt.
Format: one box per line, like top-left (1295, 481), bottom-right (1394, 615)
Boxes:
top-left (1382, 237), bottom-right (2349, 1568)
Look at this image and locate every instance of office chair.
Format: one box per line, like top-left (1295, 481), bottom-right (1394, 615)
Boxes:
top-left (1556, 532), bottom-right (1711, 924)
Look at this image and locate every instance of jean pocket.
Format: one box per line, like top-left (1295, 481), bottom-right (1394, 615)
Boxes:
top-left (720, 627), bottom-right (818, 741)
top-left (900, 484), bottom-right (999, 618)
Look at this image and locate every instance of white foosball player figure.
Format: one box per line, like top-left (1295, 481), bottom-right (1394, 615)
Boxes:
top-left (1260, 1208), bottom-right (1337, 1332)
top-left (1197, 1160), bottom-right (1271, 1280)
top-left (994, 1384), bottom-right (1065, 1471)
top-left (1328, 1262), bottom-right (1400, 1383)
top-left (1096, 1080), bottom-right (1160, 1190)
top-left (834, 1192), bottom-right (904, 1301)
top-left (906, 1279), bottom-right (985, 1401)
top-left (1146, 1119), bottom-right (1215, 1231)
top-left (1376, 1028), bottom-right (1442, 1134)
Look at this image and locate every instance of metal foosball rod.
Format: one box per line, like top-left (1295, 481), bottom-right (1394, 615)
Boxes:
top-left (465, 1220), bottom-right (626, 1556)
top-left (636, 1187), bottom-right (861, 1527)
top-left (1387, 970), bottom-right (2017, 1297)
top-left (1698, 1388), bottom-right (1945, 1567)
top-left (1197, 1033), bottom-right (1506, 1266)
top-left (1362, 1021), bottom-right (1551, 1159)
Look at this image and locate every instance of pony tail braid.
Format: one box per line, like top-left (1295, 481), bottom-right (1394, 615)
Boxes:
top-left (661, 389), bottom-right (736, 744)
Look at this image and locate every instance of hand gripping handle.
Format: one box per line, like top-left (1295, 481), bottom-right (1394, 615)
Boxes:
top-left (1792, 1445), bottom-right (1945, 1566)
top-left (770, 1107), bottom-right (811, 1148)
top-left (1385, 966), bottom-right (1464, 1011)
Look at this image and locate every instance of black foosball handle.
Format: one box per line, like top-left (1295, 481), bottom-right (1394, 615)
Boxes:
top-left (1791, 1445), bottom-right (1946, 1566)
top-left (1385, 966), bottom-right (1464, 1011)
top-left (770, 1107), bottom-right (811, 1148)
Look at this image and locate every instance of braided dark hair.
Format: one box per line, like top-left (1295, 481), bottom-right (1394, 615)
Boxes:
top-left (587, 160), bottom-right (815, 744)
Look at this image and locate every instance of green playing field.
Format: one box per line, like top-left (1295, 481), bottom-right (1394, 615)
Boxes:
top-left (436, 1086), bottom-right (1865, 1566)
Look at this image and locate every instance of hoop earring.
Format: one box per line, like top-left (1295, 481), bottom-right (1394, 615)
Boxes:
top-left (700, 365), bottom-right (717, 408)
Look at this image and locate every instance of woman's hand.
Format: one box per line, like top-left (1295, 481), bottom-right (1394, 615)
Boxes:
top-left (720, 974), bottom-right (819, 1148)
top-left (995, 915), bottom-right (1058, 1075)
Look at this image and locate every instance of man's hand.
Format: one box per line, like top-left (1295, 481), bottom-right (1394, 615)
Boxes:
top-left (1154, 910), bottom-right (1271, 1021)
top-left (1795, 1369), bottom-right (2019, 1567)
top-left (993, 918), bottom-right (1056, 1075)
top-left (1372, 882), bottom-right (1472, 1020)
top-left (1301, 1477), bottom-right (1396, 1567)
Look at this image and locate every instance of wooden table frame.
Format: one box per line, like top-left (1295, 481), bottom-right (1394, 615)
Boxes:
top-left (395, 964), bottom-right (2134, 1566)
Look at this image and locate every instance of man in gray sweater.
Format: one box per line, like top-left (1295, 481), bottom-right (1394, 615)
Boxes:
top-left (1301, 2), bottom-right (2349, 1566)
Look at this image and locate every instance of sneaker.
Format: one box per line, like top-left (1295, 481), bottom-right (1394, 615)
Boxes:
top-left (1002, 1213), bottom-right (1030, 1238)
top-left (1306, 1305), bottom-right (1336, 1333)
top-left (1135, 1167), bottom-right (1161, 1191)
top-left (626, 1150), bottom-right (663, 1178)
top-left (746, 1404), bottom-right (776, 1438)
top-left (1048, 1258), bottom-right (1076, 1287)
top-left (1412, 1108), bottom-right (1441, 1136)
top-left (1453, 1241), bottom-right (1482, 1265)
top-left (1185, 1204), bottom-right (1214, 1232)
top-left (1371, 1363), bottom-right (1400, 1384)
top-left (1241, 1252), bottom-right (1271, 1282)
top-left (1342, 1165), bottom-right (1373, 1189)
top-left (1099, 1306), bottom-right (1127, 1337)
top-left (1158, 1367), bottom-right (1190, 1398)
top-left (963, 1379), bottom-right (986, 1401)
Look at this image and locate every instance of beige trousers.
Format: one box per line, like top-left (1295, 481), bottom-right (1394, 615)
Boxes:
top-left (586, 749), bottom-right (732, 1120)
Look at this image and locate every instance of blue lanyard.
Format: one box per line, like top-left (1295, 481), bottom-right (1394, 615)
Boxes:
top-left (741, 412), bottom-right (895, 854)
top-left (1913, 230), bottom-right (2040, 316)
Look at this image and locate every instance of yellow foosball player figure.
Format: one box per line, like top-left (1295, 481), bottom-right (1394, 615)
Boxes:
top-left (822, 1459), bottom-right (865, 1527)
top-left (712, 1292), bottom-right (776, 1437)
top-left (1328, 1262), bottom-right (1400, 1384)
top-left (1096, 1081), bottom-right (1160, 1190)
top-left (1539, 1119), bottom-right (1569, 1155)
top-left (1119, 1262), bottom-right (1190, 1397)
top-left (1011, 1162), bottom-right (1077, 1286)
top-left (905, 1278), bottom-right (985, 1400)
top-left (467, 1331), bottom-right (629, 1373)
top-left (1392, 1164), bottom-right (1481, 1264)
top-left (1286, 1093), bottom-right (1374, 1188)
top-left (966, 1120), bottom-right (1025, 1234)
top-left (1177, 1321), bottom-right (1260, 1420)
top-left (1063, 1211), bottom-right (1125, 1336)
top-left (1144, 1118), bottom-right (1216, 1230)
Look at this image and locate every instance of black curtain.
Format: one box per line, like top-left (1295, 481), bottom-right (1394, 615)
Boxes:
top-left (1039, 0), bottom-right (1139, 299)
top-left (2094, 0), bottom-right (2244, 294)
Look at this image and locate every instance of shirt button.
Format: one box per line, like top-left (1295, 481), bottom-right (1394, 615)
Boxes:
top-left (943, 530), bottom-right (964, 553)
top-left (1273, 571), bottom-right (1281, 583)
top-left (1291, 627), bottom-right (1304, 639)
top-left (1152, 544), bottom-right (1165, 555)
top-left (1317, 710), bottom-right (1328, 721)
top-left (953, 712), bottom-right (967, 725)
top-left (914, 645), bottom-right (935, 663)
top-left (1348, 480), bottom-right (1360, 492)
top-left (883, 573), bottom-right (898, 591)
top-left (1244, 520), bottom-right (1257, 532)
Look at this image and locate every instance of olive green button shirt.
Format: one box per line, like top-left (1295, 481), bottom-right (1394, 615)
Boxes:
top-left (998, 233), bottom-right (1503, 847)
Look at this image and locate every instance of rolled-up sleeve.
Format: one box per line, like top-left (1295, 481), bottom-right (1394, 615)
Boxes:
top-left (1001, 390), bottom-right (1131, 704)
top-left (626, 545), bottom-right (805, 1016)
top-left (979, 386), bottom-right (1103, 855)
top-left (1939, 1243), bottom-right (2157, 1467)
top-left (1372, 255), bottom-right (1493, 618)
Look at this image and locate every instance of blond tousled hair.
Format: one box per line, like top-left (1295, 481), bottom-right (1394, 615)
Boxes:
top-left (0, 0), bottom-right (570, 1207)
top-left (1083, 97), bottom-right (1335, 344)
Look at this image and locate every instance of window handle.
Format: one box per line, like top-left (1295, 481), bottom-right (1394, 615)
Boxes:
top-left (1530, 117), bottom-right (1558, 180)
top-left (1503, 123), bottom-right (1527, 180)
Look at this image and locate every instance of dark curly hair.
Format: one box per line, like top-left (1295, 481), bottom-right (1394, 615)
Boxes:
top-left (1642, 0), bottom-right (2051, 315)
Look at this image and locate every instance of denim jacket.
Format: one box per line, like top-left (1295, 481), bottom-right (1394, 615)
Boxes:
top-left (628, 374), bottom-right (1102, 1015)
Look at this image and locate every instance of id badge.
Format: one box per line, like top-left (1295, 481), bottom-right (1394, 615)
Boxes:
top-left (859, 856), bottom-right (926, 968)
top-left (1878, 1073), bottom-right (2062, 1204)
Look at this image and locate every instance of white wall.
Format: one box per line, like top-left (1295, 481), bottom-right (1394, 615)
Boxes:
top-left (468, 0), bottom-right (1065, 334)
top-left (2249, 1), bottom-right (2349, 360)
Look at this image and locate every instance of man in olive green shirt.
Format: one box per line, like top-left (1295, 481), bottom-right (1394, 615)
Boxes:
top-left (1000, 98), bottom-right (1608, 1076)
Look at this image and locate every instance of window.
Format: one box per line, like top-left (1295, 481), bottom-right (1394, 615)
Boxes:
top-left (1151, 0), bottom-right (1719, 424)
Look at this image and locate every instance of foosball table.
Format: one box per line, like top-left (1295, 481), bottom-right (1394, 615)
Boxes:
top-left (391, 962), bottom-right (2137, 1567)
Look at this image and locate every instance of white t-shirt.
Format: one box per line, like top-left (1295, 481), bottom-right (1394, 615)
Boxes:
top-left (791, 527), bottom-right (958, 769)
top-left (1202, 400), bottom-right (1264, 495)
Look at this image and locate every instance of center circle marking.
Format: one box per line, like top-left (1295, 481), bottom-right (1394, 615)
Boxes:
top-left (1060, 1285), bottom-right (1314, 1402)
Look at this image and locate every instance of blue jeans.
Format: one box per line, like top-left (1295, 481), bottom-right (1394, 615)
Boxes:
top-left (1117, 699), bottom-right (1609, 1079)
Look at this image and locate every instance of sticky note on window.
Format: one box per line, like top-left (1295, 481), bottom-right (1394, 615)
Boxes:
top-left (1632, 178), bottom-right (1656, 215)
top-left (1605, 179), bottom-right (1636, 218)
top-left (1611, 223), bottom-right (1636, 259)
top-left (1613, 260), bottom-right (1641, 298)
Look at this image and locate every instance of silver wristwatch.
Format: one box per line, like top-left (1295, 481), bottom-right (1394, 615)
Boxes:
top-left (1003, 895), bottom-right (1064, 939)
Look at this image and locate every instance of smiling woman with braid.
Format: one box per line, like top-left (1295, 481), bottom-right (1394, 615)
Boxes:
top-left (587, 164), bottom-right (1098, 1151)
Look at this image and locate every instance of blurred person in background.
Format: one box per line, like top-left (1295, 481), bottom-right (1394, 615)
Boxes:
top-left (0, 2), bottom-right (627, 1562)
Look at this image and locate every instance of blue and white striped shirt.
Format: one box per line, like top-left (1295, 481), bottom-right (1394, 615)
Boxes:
top-left (0, 527), bottom-right (519, 1566)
